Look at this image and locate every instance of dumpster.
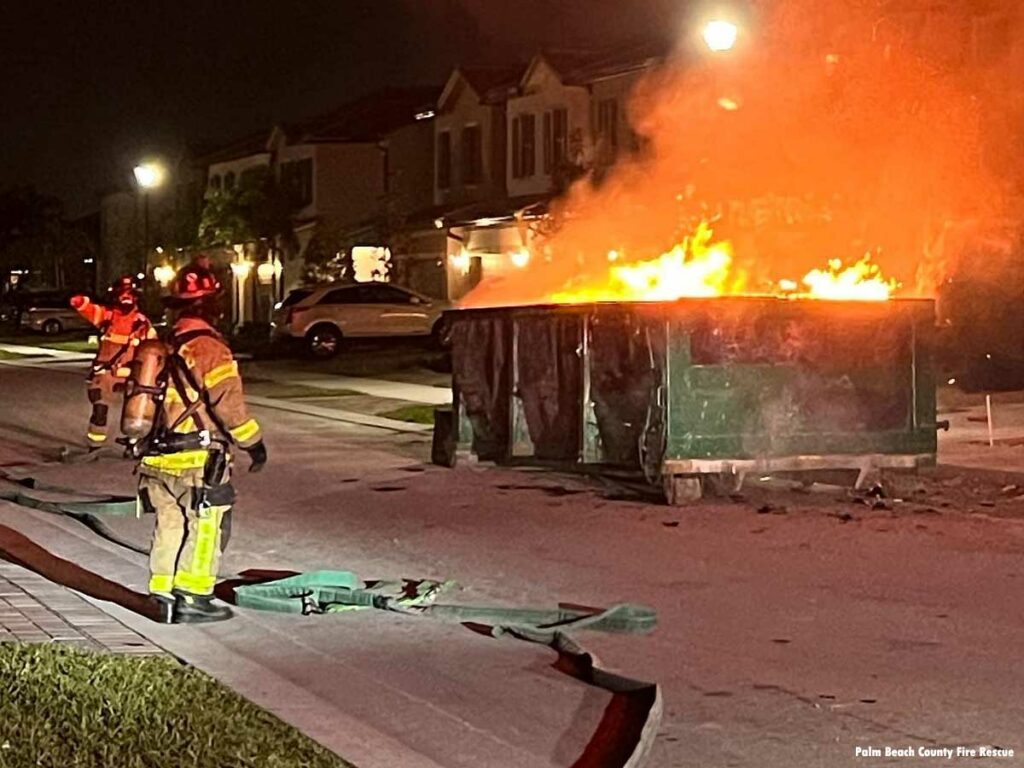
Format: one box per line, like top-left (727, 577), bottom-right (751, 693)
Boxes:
top-left (446, 297), bottom-right (938, 504)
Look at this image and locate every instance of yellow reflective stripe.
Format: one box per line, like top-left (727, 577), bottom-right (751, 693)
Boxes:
top-left (230, 419), bottom-right (260, 443)
top-left (165, 385), bottom-right (198, 405)
top-left (103, 332), bottom-right (131, 344)
top-left (204, 361), bottom-right (239, 389)
top-left (141, 449), bottom-right (209, 471)
top-left (173, 417), bottom-right (197, 434)
top-left (87, 432), bottom-right (107, 443)
top-left (174, 572), bottom-right (216, 595)
top-left (149, 574), bottom-right (174, 595)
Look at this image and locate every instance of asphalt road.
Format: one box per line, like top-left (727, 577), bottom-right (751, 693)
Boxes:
top-left (1, 360), bottom-right (1023, 768)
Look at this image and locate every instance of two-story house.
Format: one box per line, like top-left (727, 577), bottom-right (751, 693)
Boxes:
top-left (418, 47), bottom-right (665, 303)
top-left (270, 86), bottom-right (440, 273)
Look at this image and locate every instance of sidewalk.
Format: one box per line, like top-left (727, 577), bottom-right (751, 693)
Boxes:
top-left (938, 395), bottom-right (1024, 475)
top-left (0, 560), bottom-right (163, 655)
top-left (0, 342), bottom-right (93, 362)
top-left (279, 374), bottom-right (451, 405)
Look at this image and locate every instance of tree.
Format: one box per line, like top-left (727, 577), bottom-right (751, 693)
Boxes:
top-left (196, 167), bottom-right (296, 251)
top-left (0, 186), bottom-right (93, 291)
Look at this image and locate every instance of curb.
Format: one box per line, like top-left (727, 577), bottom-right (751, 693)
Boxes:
top-left (246, 395), bottom-right (433, 434)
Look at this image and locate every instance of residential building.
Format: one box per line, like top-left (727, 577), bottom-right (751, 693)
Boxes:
top-left (434, 66), bottom-right (521, 207)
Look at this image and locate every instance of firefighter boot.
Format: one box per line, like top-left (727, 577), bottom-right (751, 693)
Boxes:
top-left (173, 591), bottom-right (233, 623)
top-left (153, 594), bottom-right (176, 624)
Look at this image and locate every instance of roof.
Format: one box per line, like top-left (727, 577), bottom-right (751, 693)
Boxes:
top-left (294, 86), bottom-right (443, 143)
top-left (438, 65), bottom-right (525, 111)
top-left (191, 131), bottom-right (272, 165)
top-left (522, 40), bottom-right (670, 88)
top-left (459, 65), bottom-right (524, 103)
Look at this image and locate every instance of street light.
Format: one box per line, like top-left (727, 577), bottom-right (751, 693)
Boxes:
top-left (133, 161), bottom-right (167, 279)
top-left (702, 19), bottom-right (739, 52)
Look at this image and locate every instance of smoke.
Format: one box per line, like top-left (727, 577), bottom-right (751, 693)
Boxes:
top-left (464, 0), bottom-right (1022, 307)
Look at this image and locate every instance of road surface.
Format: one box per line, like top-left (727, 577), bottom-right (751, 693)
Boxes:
top-left (1, 359), bottom-right (1022, 767)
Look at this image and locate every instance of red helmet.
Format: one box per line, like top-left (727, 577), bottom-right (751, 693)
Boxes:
top-left (172, 264), bottom-right (222, 301)
top-left (109, 275), bottom-right (139, 308)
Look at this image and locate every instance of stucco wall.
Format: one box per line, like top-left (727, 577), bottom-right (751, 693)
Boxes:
top-left (435, 81), bottom-right (507, 206)
top-left (507, 59), bottom-right (591, 198)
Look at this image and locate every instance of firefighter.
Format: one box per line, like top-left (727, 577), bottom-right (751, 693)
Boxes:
top-left (138, 262), bottom-right (267, 623)
top-left (70, 276), bottom-right (156, 449)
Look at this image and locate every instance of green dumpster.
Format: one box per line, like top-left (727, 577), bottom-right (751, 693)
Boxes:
top-left (446, 297), bottom-right (937, 504)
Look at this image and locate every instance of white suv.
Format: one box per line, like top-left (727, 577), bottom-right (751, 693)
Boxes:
top-left (272, 283), bottom-right (449, 358)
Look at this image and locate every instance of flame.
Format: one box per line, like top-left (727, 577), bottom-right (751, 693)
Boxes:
top-left (537, 220), bottom-right (899, 304)
top-left (800, 256), bottom-right (900, 301)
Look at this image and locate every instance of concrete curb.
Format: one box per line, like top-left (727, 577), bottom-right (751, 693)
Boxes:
top-left (0, 343), bottom-right (93, 361)
top-left (247, 395), bottom-right (433, 434)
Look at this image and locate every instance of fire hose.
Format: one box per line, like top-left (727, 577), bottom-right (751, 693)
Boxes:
top-left (1, 471), bottom-right (663, 767)
top-left (233, 571), bottom-right (662, 767)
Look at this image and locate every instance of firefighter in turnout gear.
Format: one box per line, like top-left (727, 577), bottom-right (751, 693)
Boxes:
top-left (70, 276), bottom-right (156, 448)
top-left (138, 261), bottom-right (267, 623)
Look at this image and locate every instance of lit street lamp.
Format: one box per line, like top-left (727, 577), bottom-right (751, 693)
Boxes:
top-left (133, 161), bottom-right (166, 278)
top-left (702, 19), bottom-right (739, 52)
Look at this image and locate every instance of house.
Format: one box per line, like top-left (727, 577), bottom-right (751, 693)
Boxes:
top-left (506, 45), bottom-right (664, 199)
top-left (434, 66), bottom-right (521, 207)
top-left (404, 46), bottom-right (666, 303)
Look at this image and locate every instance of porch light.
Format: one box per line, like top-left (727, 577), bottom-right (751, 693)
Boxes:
top-left (153, 265), bottom-right (176, 286)
top-left (256, 262), bottom-right (276, 285)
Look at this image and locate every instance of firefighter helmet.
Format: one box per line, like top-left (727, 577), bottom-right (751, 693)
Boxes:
top-left (171, 264), bottom-right (222, 301)
top-left (109, 275), bottom-right (139, 308)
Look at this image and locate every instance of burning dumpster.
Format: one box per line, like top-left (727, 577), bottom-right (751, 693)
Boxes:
top-left (446, 297), bottom-right (937, 504)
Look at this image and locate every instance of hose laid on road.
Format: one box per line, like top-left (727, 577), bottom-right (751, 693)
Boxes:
top-left (233, 571), bottom-right (662, 768)
top-left (0, 469), bottom-right (146, 555)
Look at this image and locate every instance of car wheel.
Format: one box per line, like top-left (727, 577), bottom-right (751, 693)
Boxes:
top-left (41, 319), bottom-right (63, 336)
top-left (307, 324), bottom-right (342, 359)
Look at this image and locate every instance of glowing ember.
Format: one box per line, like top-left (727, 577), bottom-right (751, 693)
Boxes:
top-left (539, 221), bottom-right (899, 304)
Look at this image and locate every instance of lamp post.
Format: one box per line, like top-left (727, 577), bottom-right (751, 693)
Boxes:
top-left (133, 161), bottom-right (166, 279)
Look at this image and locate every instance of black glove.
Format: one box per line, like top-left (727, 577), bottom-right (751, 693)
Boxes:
top-left (243, 440), bottom-right (267, 473)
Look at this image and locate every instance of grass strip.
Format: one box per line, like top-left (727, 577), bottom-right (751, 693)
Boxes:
top-left (379, 404), bottom-right (436, 425)
top-left (0, 644), bottom-right (352, 768)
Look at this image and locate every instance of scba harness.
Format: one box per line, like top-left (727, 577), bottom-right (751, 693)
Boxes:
top-left (123, 328), bottom-right (236, 508)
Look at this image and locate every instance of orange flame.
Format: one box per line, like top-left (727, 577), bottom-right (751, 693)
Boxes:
top-left (538, 220), bottom-right (900, 304)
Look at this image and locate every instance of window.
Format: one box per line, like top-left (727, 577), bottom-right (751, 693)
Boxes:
top-left (597, 99), bottom-right (619, 152)
top-left (461, 125), bottom-right (483, 185)
top-left (358, 284), bottom-right (415, 304)
top-left (209, 175), bottom-right (222, 191)
top-left (280, 158), bottom-right (314, 208)
top-left (437, 132), bottom-right (452, 189)
top-left (320, 288), bottom-right (358, 305)
top-left (511, 114), bottom-right (536, 178)
top-left (224, 171), bottom-right (236, 191)
top-left (543, 108), bottom-right (569, 173)
top-left (281, 289), bottom-right (313, 308)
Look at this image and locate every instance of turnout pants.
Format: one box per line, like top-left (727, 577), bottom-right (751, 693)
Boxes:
top-left (85, 372), bottom-right (123, 446)
top-left (139, 467), bottom-right (232, 598)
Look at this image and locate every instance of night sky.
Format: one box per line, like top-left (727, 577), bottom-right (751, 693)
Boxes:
top-left (0, 1), bottom-right (683, 217)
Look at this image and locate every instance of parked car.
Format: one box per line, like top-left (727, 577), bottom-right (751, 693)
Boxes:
top-left (18, 293), bottom-right (91, 335)
top-left (272, 283), bottom-right (449, 358)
